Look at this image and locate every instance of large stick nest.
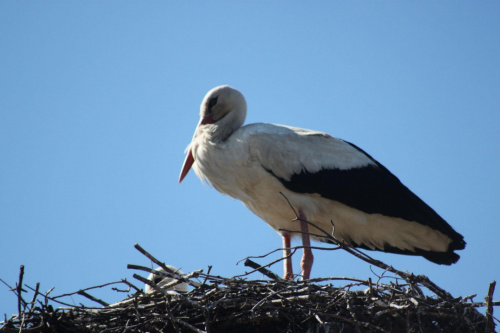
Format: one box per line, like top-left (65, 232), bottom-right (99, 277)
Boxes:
top-left (1, 242), bottom-right (497, 333)
top-left (1, 205), bottom-right (498, 332)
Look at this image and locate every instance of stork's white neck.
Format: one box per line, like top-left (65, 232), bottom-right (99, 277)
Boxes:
top-left (204, 104), bottom-right (246, 143)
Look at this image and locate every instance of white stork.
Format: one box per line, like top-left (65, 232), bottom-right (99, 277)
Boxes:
top-left (179, 85), bottom-right (465, 280)
top-left (145, 266), bottom-right (188, 294)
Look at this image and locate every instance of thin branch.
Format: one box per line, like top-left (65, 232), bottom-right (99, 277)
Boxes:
top-left (51, 280), bottom-right (125, 300)
top-left (16, 265), bottom-right (25, 317)
top-left (24, 284), bottom-right (84, 309)
top-left (244, 259), bottom-right (282, 281)
top-left (76, 290), bottom-right (109, 307)
top-left (485, 280), bottom-right (496, 332)
top-left (468, 301), bottom-right (500, 308)
top-left (131, 244), bottom-right (202, 288)
top-left (133, 243), bottom-right (178, 276)
top-left (232, 247), bottom-right (299, 279)
top-left (119, 278), bottom-right (144, 294)
top-left (308, 276), bottom-right (370, 284)
top-left (201, 265), bottom-right (212, 287)
top-left (27, 282), bottom-right (40, 315)
top-left (237, 244), bottom-right (340, 267)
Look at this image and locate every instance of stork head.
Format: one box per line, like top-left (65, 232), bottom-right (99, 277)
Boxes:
top-left (199, 85), bottom-right (247, 127)
top-left (179, 85), bottom-right (247, 183)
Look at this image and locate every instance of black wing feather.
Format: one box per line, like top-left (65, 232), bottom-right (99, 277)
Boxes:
top-left (266, 140), bottom-right (465, 254)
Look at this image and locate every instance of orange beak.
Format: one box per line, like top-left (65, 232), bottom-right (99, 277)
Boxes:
top-left (179, 149), bottom-right (195, 183)
top-left (179, 115), bottom-right (215, 183)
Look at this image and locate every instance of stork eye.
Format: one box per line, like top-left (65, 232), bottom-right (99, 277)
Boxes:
top-left (208, 96), bottom-right (218, 109)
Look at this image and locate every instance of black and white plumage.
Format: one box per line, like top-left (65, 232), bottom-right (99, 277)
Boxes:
top-left (179, 85), bottom-right (465, 280)
top-left (145, 267), bottom-right (188, 294)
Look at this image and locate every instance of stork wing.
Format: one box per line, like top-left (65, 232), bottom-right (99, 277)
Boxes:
top-left (248, 124), bottom-right (465, 252)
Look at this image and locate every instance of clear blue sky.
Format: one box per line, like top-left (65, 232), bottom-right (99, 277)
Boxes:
top-left (1, 2), bottom-right (499, 316)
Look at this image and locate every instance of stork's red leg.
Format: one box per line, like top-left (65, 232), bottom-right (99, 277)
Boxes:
top-left (282, 232), bottom-right (294, 280)
top-left (298, 209), bottom-right (314, 280)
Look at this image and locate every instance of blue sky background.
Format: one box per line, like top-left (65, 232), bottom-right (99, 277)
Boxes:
top-left (1, 2), bottom-right (499, 317)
